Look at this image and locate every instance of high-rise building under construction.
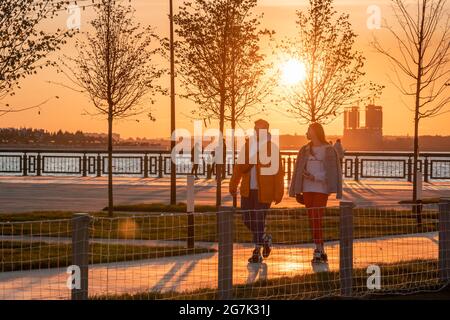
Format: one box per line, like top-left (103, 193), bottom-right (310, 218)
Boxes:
top-left (343, 104), bottom-right (383, 149)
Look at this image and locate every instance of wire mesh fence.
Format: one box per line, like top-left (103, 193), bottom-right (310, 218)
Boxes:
top-left (1, 201), bottom-right (449, 300)
top-left (0, 218), bottom-right (72, 300)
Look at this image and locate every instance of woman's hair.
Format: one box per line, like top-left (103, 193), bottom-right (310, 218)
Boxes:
top-left (308, 122), bottom-right (329, 156)
top-left (309, 122), bottom-right (328, 144)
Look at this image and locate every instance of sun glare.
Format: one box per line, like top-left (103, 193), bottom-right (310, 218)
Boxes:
top-left (280, 58), bottom-right (306, 86)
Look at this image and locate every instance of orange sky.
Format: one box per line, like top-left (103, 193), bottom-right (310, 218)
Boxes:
top-left (1, 0), bottom-right (449, 139)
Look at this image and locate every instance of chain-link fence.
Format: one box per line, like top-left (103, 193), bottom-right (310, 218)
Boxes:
top-left (1, 201), bottom-right (449, 300)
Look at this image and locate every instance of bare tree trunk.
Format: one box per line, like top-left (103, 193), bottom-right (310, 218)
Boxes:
top-left (105, 0), bottom-right (113, 217)
top-left (230, 12), bottom-right (236, 179)
top-left (413, 0), bottom-right (426, 227)
top-left (216, 6), bottom-right (229, 209)
top-left (107, 114), bottom-right (113, 217)
top-left (216, 95), bottom-right (225, 208)
top-left (230, 21), bottom-right (237, 208)
top-left (231, 93), bottom-right (237, 208)
top-left (412, 115), bottom-right (421, 225)
top-left (412, 80), bottom-right (421, 208)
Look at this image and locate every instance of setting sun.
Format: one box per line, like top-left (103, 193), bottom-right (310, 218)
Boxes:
top-left (280, 58), bottom-right (307, 86)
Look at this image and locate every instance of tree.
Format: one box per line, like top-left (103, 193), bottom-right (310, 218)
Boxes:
top-left (202, 2), bottom-right (274, 127)
top-left (225, 2), bottom-right (275, 176)
top-left (61, 0), bottom-right (164, 216)
top-left (0, 0), bottom-right (72, 111)
top-left (372, 0), bottom-right (450, 215)
top-left (174, 0), bottom-right (272, 207)
top-left (278, 0), bottom-right (366, 124)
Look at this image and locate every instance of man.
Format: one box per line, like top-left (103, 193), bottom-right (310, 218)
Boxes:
top-left (333, 139), bottom-right (345, 166)
top-left (229, 119), bottom-right (285, 263)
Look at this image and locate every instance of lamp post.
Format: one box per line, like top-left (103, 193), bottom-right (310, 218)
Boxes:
top-left (169, 0), bottom-right (176, 205)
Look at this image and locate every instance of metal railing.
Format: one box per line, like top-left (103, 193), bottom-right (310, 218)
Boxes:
top-left (0, 149), bottom-right (449, 181)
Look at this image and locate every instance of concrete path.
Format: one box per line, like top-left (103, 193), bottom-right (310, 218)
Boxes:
top-left (0, 176), bottom-right (449, 213)
top-left (0, 232), bottom-right (439, 300)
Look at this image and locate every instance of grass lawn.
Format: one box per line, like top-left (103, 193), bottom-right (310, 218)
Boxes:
top-left (91, 259), bottom-right (448, 300)
top-left (0, 241), bottom-right (214, 272)
top-left (0, 203), bottom-right (438, 244)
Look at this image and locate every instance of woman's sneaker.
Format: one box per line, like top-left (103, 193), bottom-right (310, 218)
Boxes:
top-left (248, 248), bottom-right (263, 263)
top-left (262, 234), bottom-right (272, 258)
top-left (311, 249), bottom-right (328, 264)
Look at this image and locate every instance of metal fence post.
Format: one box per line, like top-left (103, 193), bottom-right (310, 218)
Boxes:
top-left (71, 213), bottom-right (90, 300)
top-left (424, 157), bottom-right (429, 183)
top-left (407, 157), bottom-right (412, 182)
top-left (82, 154), bottom-right (87, 177)
top-left (158, 154), bottom-right (163, 178)
top-left (36, 153), bottom-right (42, 176)
top-left (22, 152), bottom-right (28, 176)
top-left (206, 164), bottom-right (212, 179)
top-left (187, 175), bottom-right (195, 249)
top-left (439, 198), bottom-right (450, 284)
top-left (287, 157), bottom-right (292, 181)
top-left (340, 201), bottom-right (354, 297)
top-left (218, 206), bottom-right (234, 300)
top-left (96, 153), bottom-right (102, 177)
top-left (143, 153), bottom-right (149, 178)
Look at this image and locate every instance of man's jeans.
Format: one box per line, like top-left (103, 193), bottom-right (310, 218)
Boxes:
top-left (241, 189), bottom-right (271, 246)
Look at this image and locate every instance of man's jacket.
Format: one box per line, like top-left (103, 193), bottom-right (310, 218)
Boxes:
top-left (229, 137), bottom-right (284, 204)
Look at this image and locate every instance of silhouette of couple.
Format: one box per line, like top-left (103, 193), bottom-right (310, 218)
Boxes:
top-left (229, 119), bottom-right (343, 264)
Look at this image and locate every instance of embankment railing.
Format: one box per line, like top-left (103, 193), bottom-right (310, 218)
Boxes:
top-left (1, 149), bottom-right (450, 181)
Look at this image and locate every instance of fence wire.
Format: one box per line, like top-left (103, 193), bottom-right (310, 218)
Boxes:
top-left (0, 219), bottom-right (72, 300)
top-left (0, 202), bottom-right (449, 300)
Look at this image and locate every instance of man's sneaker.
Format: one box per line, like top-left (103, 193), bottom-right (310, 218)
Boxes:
top-left (311, 249), bottom-right (328, 264)
top-left (262, 234), bottom-right (272, 258)
top-left (248, 248), bottom-right (263, 263)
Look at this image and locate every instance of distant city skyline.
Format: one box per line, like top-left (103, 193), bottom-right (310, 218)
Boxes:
top-left (3, 126), bottom-right (450, 153)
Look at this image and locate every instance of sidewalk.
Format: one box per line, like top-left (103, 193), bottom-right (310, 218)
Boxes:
top-left (0, 176), bottom-right (449, 213)
top-left (0, 232), bottom-right (439, 300)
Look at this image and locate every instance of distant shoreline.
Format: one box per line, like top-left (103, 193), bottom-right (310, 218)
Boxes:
top-left (0, 144), bottom-right (449, 153)
top-left (0, 144), bottom-right (170, 151)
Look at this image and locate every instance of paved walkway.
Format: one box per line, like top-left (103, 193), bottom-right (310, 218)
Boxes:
top-left (0, 176), bottom-right (449, 213)
top-left (0, 232), bottom-right (439, 300)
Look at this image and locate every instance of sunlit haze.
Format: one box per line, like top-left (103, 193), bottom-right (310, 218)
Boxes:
top-left (280, 59), bottom-right (307, 86)
top-left (1, 0), bottom-right (449, 139)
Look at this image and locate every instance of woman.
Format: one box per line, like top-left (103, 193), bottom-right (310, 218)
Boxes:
top-left (289, 123), bottom-right (343, 264)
